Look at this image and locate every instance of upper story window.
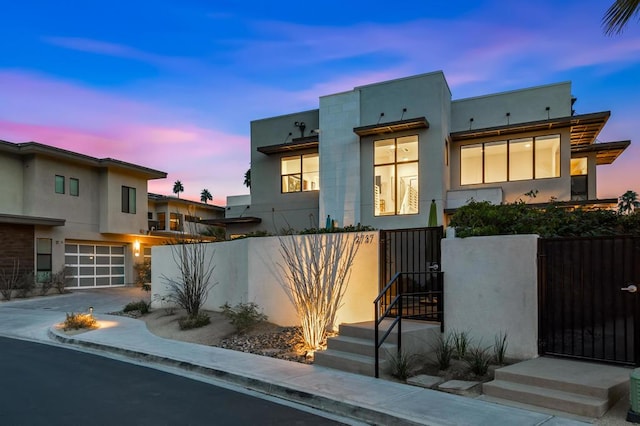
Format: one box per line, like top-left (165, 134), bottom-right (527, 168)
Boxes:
top-left (570, 157), bottom-right (588, 201)
top-left (170, 212), bottom-right (182, 231)
top-left (460, 134), bottom-right (560, 185)
top-left (281, 153), bottom-right (319, 193)
top-left (55, 175), bottom-right (65, 194)
top-left (157, 212), bottom-right (166, 230)
top-left (121, 186), bottom-right (136, 214)
top-left (70, 178), bottom-right (79, 196)
top-left (374, 135), bottom-right (419, 216)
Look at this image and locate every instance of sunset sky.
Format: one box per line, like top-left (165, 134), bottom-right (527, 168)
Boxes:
top-left (1, 0), bottom-right (639, 204)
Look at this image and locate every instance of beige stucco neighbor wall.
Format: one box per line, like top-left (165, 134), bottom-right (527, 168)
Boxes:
top-left (441, 234), bottom-right (539, 360)
top-left (151, 231), bottom-right (379, 327)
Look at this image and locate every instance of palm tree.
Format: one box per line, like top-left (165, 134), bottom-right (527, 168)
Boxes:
top-left (603, 0), bottom-right (640, 35)
top-left (200, 189), bottom-right (212, 204)
top-left (618, 190), bottom-right (640, 214)
top-left (243, 168), bottom-right (251, 188)
top-left (173, 180), bottom-right (184, 198)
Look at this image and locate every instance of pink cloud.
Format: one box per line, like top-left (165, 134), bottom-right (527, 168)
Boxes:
top-left (0, 71), bottom-right (250, 203)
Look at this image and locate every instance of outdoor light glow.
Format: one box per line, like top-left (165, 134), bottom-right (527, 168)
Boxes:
top-left (95, 320), bottom-right (120, 329)
top-left (134, 241), bottom-right (140, 257)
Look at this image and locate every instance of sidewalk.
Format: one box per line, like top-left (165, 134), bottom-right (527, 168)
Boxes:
top-left (42, 312), bottom-right (589, 426)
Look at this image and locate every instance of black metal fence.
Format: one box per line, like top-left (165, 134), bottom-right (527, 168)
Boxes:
top-left (538, 235), bottom-right (640, 366)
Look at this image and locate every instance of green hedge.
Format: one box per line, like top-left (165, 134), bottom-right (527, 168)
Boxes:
top-left (449, 201), bottom-right (640, 238)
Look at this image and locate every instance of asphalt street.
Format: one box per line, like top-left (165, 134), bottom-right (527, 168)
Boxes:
top-left (0, 336), bottom-right (344, 426)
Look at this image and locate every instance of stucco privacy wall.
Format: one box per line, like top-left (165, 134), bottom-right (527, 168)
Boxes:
top-left (442, 234), bottom-right (539, 360)
top-left (151, 231), bottom-right (379, 327)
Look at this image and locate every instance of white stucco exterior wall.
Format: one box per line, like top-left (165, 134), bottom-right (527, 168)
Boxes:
top-left (318, 90), bottom-right (361, 228)
top-left (441, 234), bottom-right (539, 360)
top-left (151, 232), bottom-right (379, 328)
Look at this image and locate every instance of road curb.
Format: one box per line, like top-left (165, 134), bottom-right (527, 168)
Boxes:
top-left (48, 327), bottom-right (423, 425)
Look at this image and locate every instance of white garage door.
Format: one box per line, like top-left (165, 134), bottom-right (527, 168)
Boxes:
top-left (65, 244), bottom-right (126, 288)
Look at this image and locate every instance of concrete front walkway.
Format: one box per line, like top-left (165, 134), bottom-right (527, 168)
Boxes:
top-left (0, 289), bottom-right (591, 425)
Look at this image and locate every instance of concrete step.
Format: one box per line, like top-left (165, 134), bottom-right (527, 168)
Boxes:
top-left (326, 335), bottom-right (397, 358)
top-left (338, 321), bottom-right (398, 343)
top-left (483, 379), bottom-right (609, 418)
top-left (493, 357), bottom-right (630, 400)
top-left (314, 349), bottom-right (389, 376)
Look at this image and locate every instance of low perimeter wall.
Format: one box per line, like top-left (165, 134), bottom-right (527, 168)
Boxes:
top-left (442, 234), bottom-right (539, 360)
top-left (151, 231), bottom-right (379, 327)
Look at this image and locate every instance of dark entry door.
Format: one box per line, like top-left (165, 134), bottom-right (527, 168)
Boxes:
top-left (538, 236), bottom-right (640, 365)
top-left (379, 227), bottom-right (443, 321)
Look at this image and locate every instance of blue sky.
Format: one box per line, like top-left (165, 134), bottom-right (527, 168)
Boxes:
top-left (1, 0), bottom-right (639, 203)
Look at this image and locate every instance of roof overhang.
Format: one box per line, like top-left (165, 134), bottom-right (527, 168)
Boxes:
top-left (200, 217), bottom-right (262, 226)
top-left (0, 140), bottom-right (167, 179)
top-left (257, 136), bottom-right (319, 155)
top-left (450, 111), bottom-right (610, 147)
top-left (0, 213), bottom-right (65, 226)
top-left (354, 117), bottom-right (429, 137)
top-left (571, 140), bottom-right (630, 165)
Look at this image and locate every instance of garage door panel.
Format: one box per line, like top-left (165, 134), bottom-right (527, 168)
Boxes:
top-left (65, 244), bottom-right (126, 288)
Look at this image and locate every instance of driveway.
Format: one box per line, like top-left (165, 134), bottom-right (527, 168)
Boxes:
top-left (0, 287), bottom-right (149, 341)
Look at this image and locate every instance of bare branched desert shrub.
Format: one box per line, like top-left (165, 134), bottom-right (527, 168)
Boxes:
top-left (16, 271), bottom-right (36, 298)
top-left (51, 268), bottom-right (72, 294)
top-left (0, 259), bottom-right (21, 301)
top-left (161, 213), bottom-right (216, 320)
top-left (278, 232), bottom-right (362, 351)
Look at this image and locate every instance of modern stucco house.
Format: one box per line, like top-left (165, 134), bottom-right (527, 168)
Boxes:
top-left (0, 140), bottom-right (223, 289)
top-left (220, 71), bottom-right (629, 236)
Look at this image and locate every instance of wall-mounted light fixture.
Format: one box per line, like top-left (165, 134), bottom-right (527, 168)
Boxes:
top-left (294, 121), bottom-right (306, 138)
top-left (134, 241), bottom-right (140, 257)
top-left (400, 108), bottom-right (407, 120)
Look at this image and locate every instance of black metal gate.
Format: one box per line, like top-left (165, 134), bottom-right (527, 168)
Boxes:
top-left (378, 227), bottom-right (443, 321)
top-left (538, 235), bottom-right (640, 366)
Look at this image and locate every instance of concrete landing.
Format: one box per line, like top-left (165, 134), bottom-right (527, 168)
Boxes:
top-left (483, 357), bottom-right (631, 418)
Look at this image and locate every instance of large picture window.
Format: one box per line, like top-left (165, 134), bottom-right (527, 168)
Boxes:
top-left (281, 153), bottom-right (319, 193)
top-left (460, 134), bottom-right (560, 185)
top-left (374, 135), bottom-right (419, 216)
top-left (121, 186), bottom-right (136, 214)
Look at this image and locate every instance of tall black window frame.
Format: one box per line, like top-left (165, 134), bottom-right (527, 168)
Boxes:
top-left (121, 186), bottom-right (137, 214)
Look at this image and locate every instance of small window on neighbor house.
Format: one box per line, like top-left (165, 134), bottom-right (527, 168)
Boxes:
top-left (157, 212), bottom-right (166, 230)
top-left (170, 213), bottom-right (183, 231)
top-left (121, 186), bottom-right (136, 214)
top-left (55, 175), bottom-right (65, 194)
top-left (69, 178), bottom-right (79, 196)
top-left (36, 238), bottom-right (52, 283)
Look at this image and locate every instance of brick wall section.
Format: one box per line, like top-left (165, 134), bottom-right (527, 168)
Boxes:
top-left (0, 224), bottom-right (34, 273)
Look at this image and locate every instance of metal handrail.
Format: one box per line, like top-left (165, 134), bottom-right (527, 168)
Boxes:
top-left (374, 271), bottom-right (444, 378)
